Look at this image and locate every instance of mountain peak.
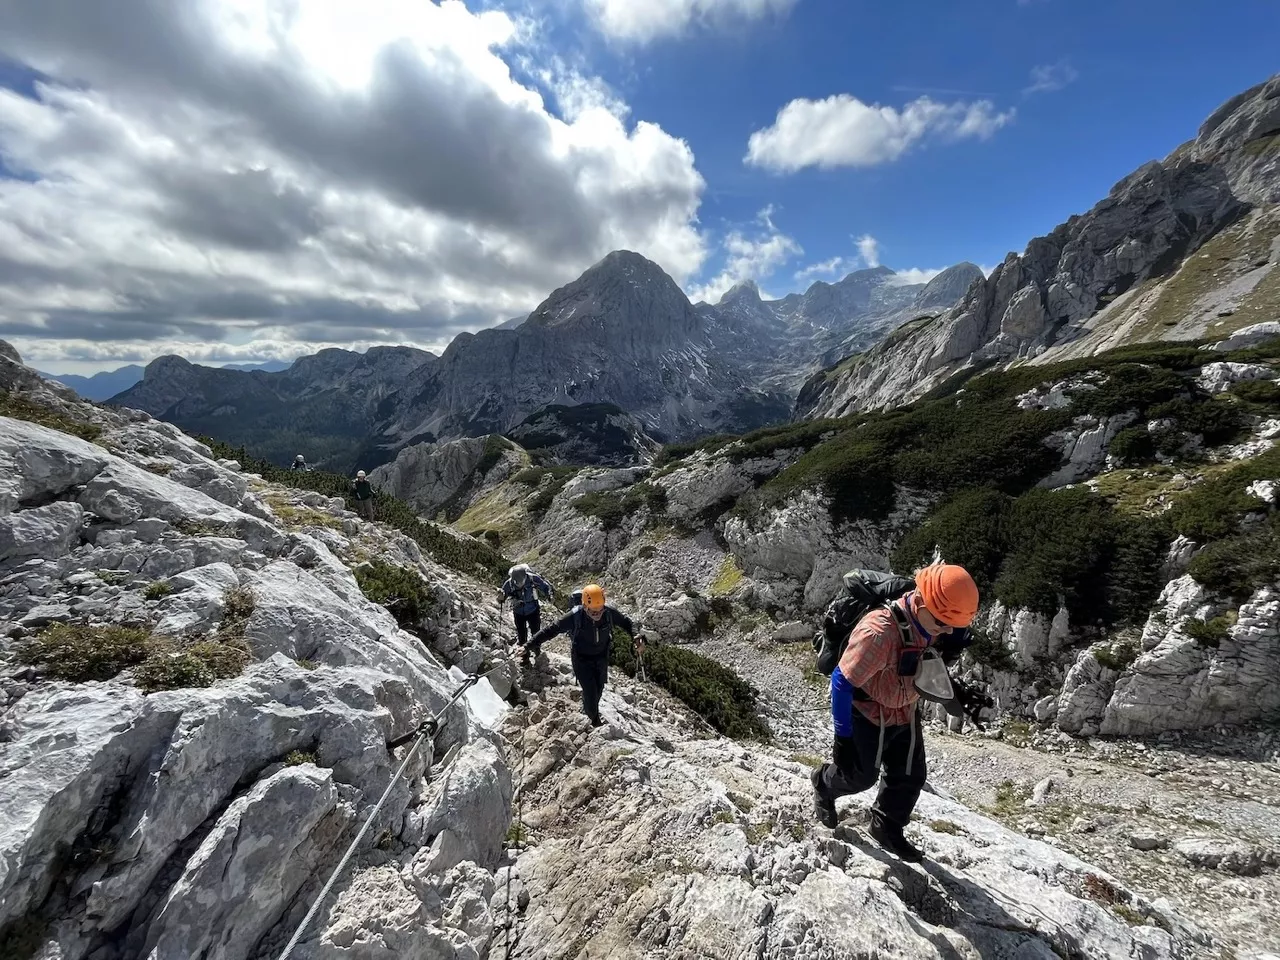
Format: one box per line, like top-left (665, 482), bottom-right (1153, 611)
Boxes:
top-left (719, 279), bottom-right (762, 305)
top-left (144, 354), bottom-right (193, 378)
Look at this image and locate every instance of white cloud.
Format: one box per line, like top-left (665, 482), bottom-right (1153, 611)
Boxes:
top-left (745, 94), bottom-right (1015, 173)
top-left (887, 267), bottom-right (945, 286)
top-left (687, 206), bottom-right (802, 303)
top-left (856, 234), bottom-right (880, 268)
top-left (586, 0), bottom-right (798, 44)
top-left (1025, 59), bottom-right (1078, 95)
top-left (794, 255), bottom-right (854, 283)
top-left (0, 0), bottom-right (710, 366)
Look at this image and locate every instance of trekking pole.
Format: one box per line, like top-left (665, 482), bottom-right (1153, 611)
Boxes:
top-left (277, 665), bottom-right (503, 960)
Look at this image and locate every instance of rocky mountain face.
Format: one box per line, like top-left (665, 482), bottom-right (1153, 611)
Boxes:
top-left (505, 402), bottom-right (660, 467)
top-left (378, 251), bottom-right (794, 449)
top-left (799, 73), bottom-right (1280, 419)
top-left (700, 263), bottom-right (985, 394)
top-left (109, 346), bottom-right (436, 473)
top-left (371, 435), bottom-right (526, 521)
top-left (2, 339), bottom-right (1231, 959)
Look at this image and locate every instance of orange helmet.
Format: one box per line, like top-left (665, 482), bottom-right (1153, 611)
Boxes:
top-left (580, 583), bottom-right (605, 613)
top-left (914, 563), bottom-right (979, 628)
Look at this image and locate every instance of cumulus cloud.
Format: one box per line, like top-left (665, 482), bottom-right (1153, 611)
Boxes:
top-left (886, 267), bottom-right (945, 286)
top-left (586, 0), bottom-right (798, 44)
top-left (856, 234), bottom-right (880, 268)
top-left (794, 255), bottom-right (854, 283)
top-left (0, 0), bottom-right (709, 367)
top-left (687, 206), bottom-right (802, 303)
top-left (745, 93), bottom-right (1015, 173)
top-left (1025, 60), bottom-right (1078, 95)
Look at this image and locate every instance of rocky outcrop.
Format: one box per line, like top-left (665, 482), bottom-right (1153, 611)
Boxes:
top-left (371, 436), bottom-right (522, 518)
top-left (798, 74), bottom-right (1280, 418)
top-left (1102, 576), bottom-right (1280, 735)
top-left (0, 343), bottom-right (514, 960)
top-left (722, 487), bottom-right (934, 612)
top-left (500, 672), bottom-right (1211, 960)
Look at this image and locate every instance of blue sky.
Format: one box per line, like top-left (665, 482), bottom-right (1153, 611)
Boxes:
top-left (0, 0), bottom-right (1276, 373)
top-left (532, 0), bottom-right (1280, 290)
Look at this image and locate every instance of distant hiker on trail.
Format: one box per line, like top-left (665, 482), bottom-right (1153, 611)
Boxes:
top-left (811, 561), bottom-right (980, 862)
top-left (500, 563), bottom-right (555, 650)
top-left (352, 470), bottom-right (375, 521)
top-left (524, 583), bottom-right (641, 728)
top-left (291, 454), bottom-right (308, 471)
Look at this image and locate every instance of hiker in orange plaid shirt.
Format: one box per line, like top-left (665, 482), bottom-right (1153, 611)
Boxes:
top-left (811, 562), bottom-right (980, 862)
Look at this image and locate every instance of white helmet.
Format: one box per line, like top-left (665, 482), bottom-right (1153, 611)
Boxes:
top-left (509, 563), bottom-right (529, 585)
top-left (295, 454), bottom-right (305, 462)
top-left (357, 470), bottom-right (366, 478)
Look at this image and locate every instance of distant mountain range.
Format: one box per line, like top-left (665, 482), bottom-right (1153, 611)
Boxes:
top-left (39, 359), bottom-right (290, 401)
top-left (105, 250), bottom-right (980, 471)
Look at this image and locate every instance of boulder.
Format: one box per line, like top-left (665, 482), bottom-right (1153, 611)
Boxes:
top-left (0, 501), bottom-right (85, 562)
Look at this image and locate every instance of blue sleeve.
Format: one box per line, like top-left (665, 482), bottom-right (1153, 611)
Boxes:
top-left (534, 575), bottom-right (552, 597)
top-left (831, 669), bottom-right (855, 738)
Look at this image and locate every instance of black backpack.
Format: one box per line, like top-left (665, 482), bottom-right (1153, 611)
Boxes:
top-left (812, 569), bottom-right (915, 676)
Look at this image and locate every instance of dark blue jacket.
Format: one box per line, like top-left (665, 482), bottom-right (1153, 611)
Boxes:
top-left (532, 604), bottom-right (635, 658)
top-left (501, 574), bottom-right (553, 616)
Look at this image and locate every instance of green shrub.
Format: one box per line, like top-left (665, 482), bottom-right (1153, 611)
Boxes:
top-left (18, 623), bottom-right (152, 683)
top-left (1186, 515), bottom-right (1280, 601)
top-left (573, 490), bottom-right (628, 530)
top-left (1108, 427), bottom-right (1156, 465)
top-left (1183, 611), bottom-right (1237, 649)
top-left (892, 488), bottom-right (1011, 593)
top-left (1228, 379), bottom-right (1280, 406)
top-left (1104, 517), bottom-right (1173, 625)
top-left (135, 637), bottom-right (251, 693)
top-left (143, 580), bottom-right (174, 601)
top-left (610, 631), bottom-right (770, 741)
top-left (623, 482), bottom-right (667, 515)
top-left (0, 390), bottom-right (102, 441)
top-left (222, 585), bottom-right (256, 629)
top-left (993, 488), bottom-right (1116, 620)
top-left (1168, 447), bottom-right (1280, 541)
top-left (1093, 640), bottom-right (1139, 672)
top-left (355, 560), bottom-right (432, 628)
top-left (284, 750), bottom-right (318, 767)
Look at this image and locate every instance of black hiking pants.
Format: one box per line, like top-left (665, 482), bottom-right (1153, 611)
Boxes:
top-left (571, 651), bottom-right (609, 724)
top-left (818, 708), bottom-right (926, 829)
top-left (514, 609), bottom-right (541, 646)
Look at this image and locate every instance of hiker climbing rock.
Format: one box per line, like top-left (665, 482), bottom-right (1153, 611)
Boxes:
top-left (524, 583), bottom-right (641, 727)
top-left (291, 453), bottom-right (308, 471)
top-left (352, 470), bottom-right (375, 521)
top-left (500, 563), bottom-right (555, 654)
top-left (811, 561), bottom-right (980, 862)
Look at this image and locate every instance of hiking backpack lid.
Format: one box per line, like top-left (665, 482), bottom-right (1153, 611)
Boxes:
top-left (812, 569), bottom-right (916, 677)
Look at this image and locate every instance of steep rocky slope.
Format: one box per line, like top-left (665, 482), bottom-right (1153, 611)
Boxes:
top-left (1, 341), bottom-right (1227, 959)
top-left (800, 73), bottom-right (1280, 419)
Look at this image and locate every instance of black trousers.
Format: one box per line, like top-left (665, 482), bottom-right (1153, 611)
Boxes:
top-left (571, 651), bottom-right (609, 723)
top-left (514, 609), bottom-right (541, 645)
top-left (818, 708), bottom-right (926, 829)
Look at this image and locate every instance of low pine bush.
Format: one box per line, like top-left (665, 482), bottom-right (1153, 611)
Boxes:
top-left (355, 560), bottom-right (432, 628)
top-left (610, 630), bottom-right (771, 741)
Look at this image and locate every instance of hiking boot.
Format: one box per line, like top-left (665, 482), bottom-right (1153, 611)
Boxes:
top-left (870, 815), bottom-right (924, 863)
top-left (811, 769), bottom-right (837, 828)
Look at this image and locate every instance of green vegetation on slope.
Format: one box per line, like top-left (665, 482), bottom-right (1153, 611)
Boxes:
top-left (199, 437), bottom-right (513, 581)
top-left (610, 630), bottom-right (770, 741)
top-left (1, 390), bottom-right (103, 442)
